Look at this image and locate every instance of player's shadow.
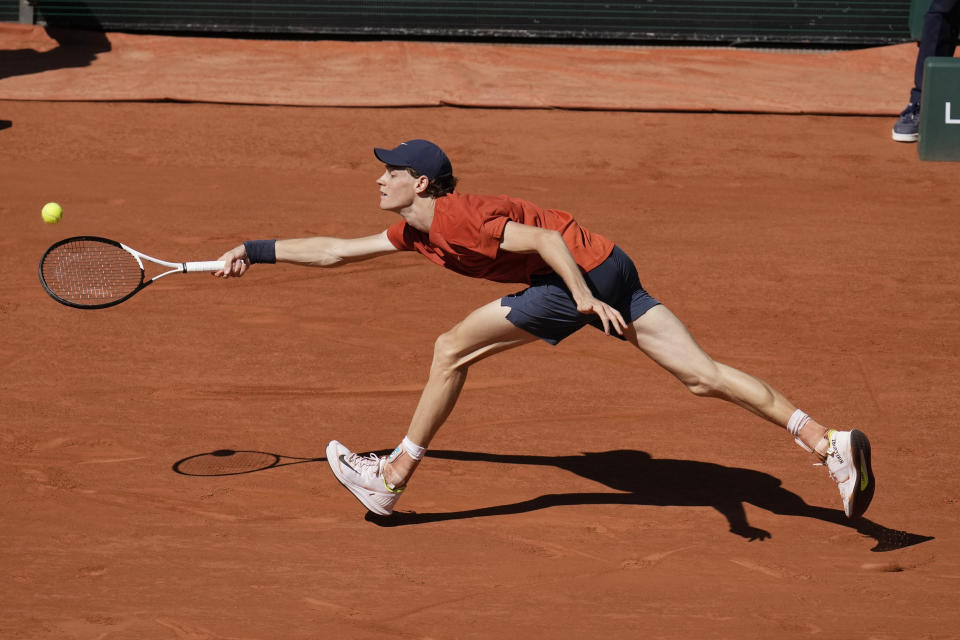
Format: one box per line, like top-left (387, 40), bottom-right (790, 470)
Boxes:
top-left (0, 3), bottom-right (111, 81)
top-left (370, 449), bottom-right (932, 553)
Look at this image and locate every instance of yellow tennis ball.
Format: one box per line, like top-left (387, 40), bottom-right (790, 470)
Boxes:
top-left (41, 202), bottom-right (63, 224)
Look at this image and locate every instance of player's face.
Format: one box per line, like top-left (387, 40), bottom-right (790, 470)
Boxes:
top-left (376, 165), bottom-right (419, 211)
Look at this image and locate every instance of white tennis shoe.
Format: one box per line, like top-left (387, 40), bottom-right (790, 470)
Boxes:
top-left (326, 440), bottom-right (402, 516)
top-left (823, 429), bottom-right (875, 518)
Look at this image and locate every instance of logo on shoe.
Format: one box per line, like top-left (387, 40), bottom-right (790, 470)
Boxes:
top-left (830, 434), bottom-right (845, 464)
top-left (339, 454), bottom-right (359, 474)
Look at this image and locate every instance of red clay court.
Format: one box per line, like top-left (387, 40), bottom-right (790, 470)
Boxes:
top-left (2, 25), bottom-right (959, 639)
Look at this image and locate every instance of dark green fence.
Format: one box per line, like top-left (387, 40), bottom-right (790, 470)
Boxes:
top-left (6, 0), bottom-right (913, 46)
top-left (0, 1), bottom-right (18, 22)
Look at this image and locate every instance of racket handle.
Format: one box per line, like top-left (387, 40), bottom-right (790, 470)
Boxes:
top-left (184, 261), bottom-right (227, 273)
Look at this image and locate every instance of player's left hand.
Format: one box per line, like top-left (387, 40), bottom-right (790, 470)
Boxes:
top-left (576, 296), bottom-right (626, 336)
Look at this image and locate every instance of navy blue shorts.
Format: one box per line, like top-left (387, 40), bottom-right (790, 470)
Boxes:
top-left (501, 245), bottom-right (660, 345)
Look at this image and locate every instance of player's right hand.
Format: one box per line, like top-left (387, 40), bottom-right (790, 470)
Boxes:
top-left (576, 295), bottom-right (626, 336)
top-left (213, 245), bottom-right (250, 278)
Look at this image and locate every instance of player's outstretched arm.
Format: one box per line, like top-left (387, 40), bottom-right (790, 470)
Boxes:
top-left (214, 230), bottom-right (397, 278)
top-left (277, 230), bottom-right (397, 267)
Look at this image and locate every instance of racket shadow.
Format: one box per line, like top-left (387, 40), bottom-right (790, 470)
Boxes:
top-left (368, 449), bottom-right (933, 553)
top-left (172, 449), bottom-right (327, 477)
top-left (171, 448), bottom-right (393, 477)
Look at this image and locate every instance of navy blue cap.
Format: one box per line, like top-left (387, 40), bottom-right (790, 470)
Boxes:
top-left (374, 139), bottom-right (453, 181)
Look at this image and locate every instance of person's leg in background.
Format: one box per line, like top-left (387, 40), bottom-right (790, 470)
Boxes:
top-left (893, 0), bottom-right (960, 142)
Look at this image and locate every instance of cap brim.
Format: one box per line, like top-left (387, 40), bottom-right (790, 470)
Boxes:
top-left (374, 147), bottom-right (404, 166)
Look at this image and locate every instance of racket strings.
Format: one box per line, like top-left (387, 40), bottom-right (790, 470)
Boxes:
top-left (41, 239), bottom-right (143, 305)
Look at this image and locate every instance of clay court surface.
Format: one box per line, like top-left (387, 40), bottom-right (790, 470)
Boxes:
top-left (3, 27), bottom-right (960, 640)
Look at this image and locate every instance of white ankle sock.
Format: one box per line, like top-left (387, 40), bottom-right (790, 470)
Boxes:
top-left (788, 409), bottom-right (814, 452)
top-left (401, 436), bottom-right (426, 461)
top-left (384, 437), bottom-right (425, 491)
top-left (787, 409), bottom-right (810, 436)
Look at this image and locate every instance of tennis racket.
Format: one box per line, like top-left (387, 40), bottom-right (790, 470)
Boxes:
top-left (39, 236), bottom-right (225, 309)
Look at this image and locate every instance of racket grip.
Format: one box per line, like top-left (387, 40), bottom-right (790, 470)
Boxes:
top-left (184, 261), bottom-right (227, 272)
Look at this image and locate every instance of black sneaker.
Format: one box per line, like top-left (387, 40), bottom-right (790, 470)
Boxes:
top-left (892, 102), bottom-right (920, 142)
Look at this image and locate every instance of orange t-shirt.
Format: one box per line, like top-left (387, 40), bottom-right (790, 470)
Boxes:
top-left (385, 193), bottom-right (615, 284)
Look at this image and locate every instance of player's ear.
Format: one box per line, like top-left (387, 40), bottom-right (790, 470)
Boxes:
top-left (413, 174), bottom-right (431, 195)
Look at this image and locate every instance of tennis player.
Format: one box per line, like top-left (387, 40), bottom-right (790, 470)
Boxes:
top-left (214, 139), bottom-right (875, 520)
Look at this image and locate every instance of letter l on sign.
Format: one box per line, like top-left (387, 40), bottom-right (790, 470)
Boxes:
top-left (947, 102), bottom-right (960, 124)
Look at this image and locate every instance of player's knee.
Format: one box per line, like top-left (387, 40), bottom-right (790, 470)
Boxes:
top-left (431, 331), bottom-right (465, 374)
